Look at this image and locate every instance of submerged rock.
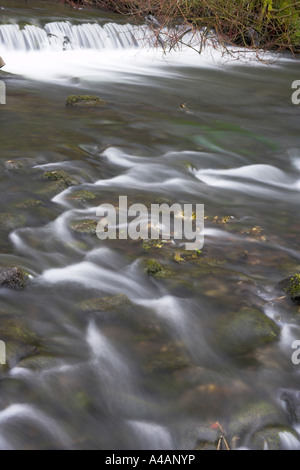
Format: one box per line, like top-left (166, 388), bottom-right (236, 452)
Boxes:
top-left (16, 198), bottom-right (44, 210)
top-left (0, 267), bottom-right (27, 290)
top-left (277, 274), bottom-right (300, 304)
top-left (144, 259), bottom-right (172, 278)
top-left (228, 401), bottom-right (285, 441)
top-left (213, 308), bottom-right (280, 356)
top-left (4, 158), bottom-right (35, 170)
top-left (0, 213), bottom-right (26, 231)
top-left (145, 342), bottom-right (190, 373)
top-left (65, 189), bottom-right (96, 204)
top-left (183, 424), bottom-right (219, 450)
top-left (0, 317), bottom-right (43, 368)
top-left (17, 355), bottom-right (60, 371)
top-left (42, 169), bottom-right (79, 188)
top-left (66, 95), bottom-right (107, 108)
top-left (77, 294), bottom-right (132, 314)
top-left (70, 219), bottom-right (98, 235)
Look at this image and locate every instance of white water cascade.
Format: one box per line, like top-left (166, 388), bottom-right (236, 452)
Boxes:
top-left (0, 21), bottom-right (158, 52)
top-left (0, 20), bottom-right (276, 82)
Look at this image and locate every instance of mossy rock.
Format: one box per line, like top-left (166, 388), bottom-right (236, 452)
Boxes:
top-left (213, 308), bottom-right (280, 356)
top-left (250, 426), bottom-right (300, 450)
top-left (66, 95), bottom-right (107, 108)
top-left (0, 267), bottom-right (28, 290)
top-left (70, 219), bottom-right (98, 235)
top-left (228, 401), bottom-right (285, 440)
top-left (144, 259), bottom-right (172, 279)
top-left (42, 170), bottom-right (79, 188)
top-left (277, 274), bottom-right (300, 304)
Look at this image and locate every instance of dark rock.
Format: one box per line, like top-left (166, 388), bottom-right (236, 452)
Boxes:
top-left (277, 274), bottom-right (300, 304)
top-left (0, 267), bottom-right (27, 290)
top-left (281, 389), bottom-right (300, 422)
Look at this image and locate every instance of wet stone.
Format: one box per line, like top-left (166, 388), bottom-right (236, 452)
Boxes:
top-left (0, 267), bottom-right (27, 290)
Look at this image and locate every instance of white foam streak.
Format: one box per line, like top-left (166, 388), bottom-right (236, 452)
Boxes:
top-left (0, 404), bottom-right (71, 449)
top-left (280, 431), bottom-right (300, 450)
top-left (39, 259), bottom-right (150, 298)
top-left (127, 420), bottom-right (174, 450)
top-left (195, 164), bottom-right (300, 197)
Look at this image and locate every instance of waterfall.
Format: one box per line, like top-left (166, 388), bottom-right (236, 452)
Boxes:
top-left (0, 21), bottom-right (159, 52)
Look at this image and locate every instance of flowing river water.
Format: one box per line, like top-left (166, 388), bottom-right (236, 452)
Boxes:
top-left (0, 0), bottom-right (300, 450)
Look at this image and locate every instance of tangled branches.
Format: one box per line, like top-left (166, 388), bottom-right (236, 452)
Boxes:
top-left (62, 0), bottom-right (300, 54)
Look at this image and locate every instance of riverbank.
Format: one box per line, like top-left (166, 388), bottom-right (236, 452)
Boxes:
top-left (62, 0), bottom-right (300, 53)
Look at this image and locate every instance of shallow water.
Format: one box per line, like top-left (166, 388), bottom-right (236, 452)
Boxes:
top-left (0, 0), bottom-right (300, 450)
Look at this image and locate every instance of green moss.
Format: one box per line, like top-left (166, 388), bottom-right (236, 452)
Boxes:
top-left (70, 219), bottom-right (98, 235)
top-left (42, 170), bottom-right (79, 188)
top-left (144, 259), bottom-right (172, 278)
top-left (66, 95), bottom-right (107, 107)
top-left (282, 274), bottom-right (300, 303)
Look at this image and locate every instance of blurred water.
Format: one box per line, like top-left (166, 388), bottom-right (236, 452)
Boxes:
top-left (0, 0), bottom-right (300, 451)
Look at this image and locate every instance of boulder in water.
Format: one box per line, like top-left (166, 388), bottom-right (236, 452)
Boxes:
top-left (0, 267), bottom-right (27, 290)
top-left (277, 274), bottom-right (300, 304)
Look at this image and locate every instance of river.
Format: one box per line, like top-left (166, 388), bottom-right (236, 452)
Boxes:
top-left (0, 0), bottom-right (300, 450)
